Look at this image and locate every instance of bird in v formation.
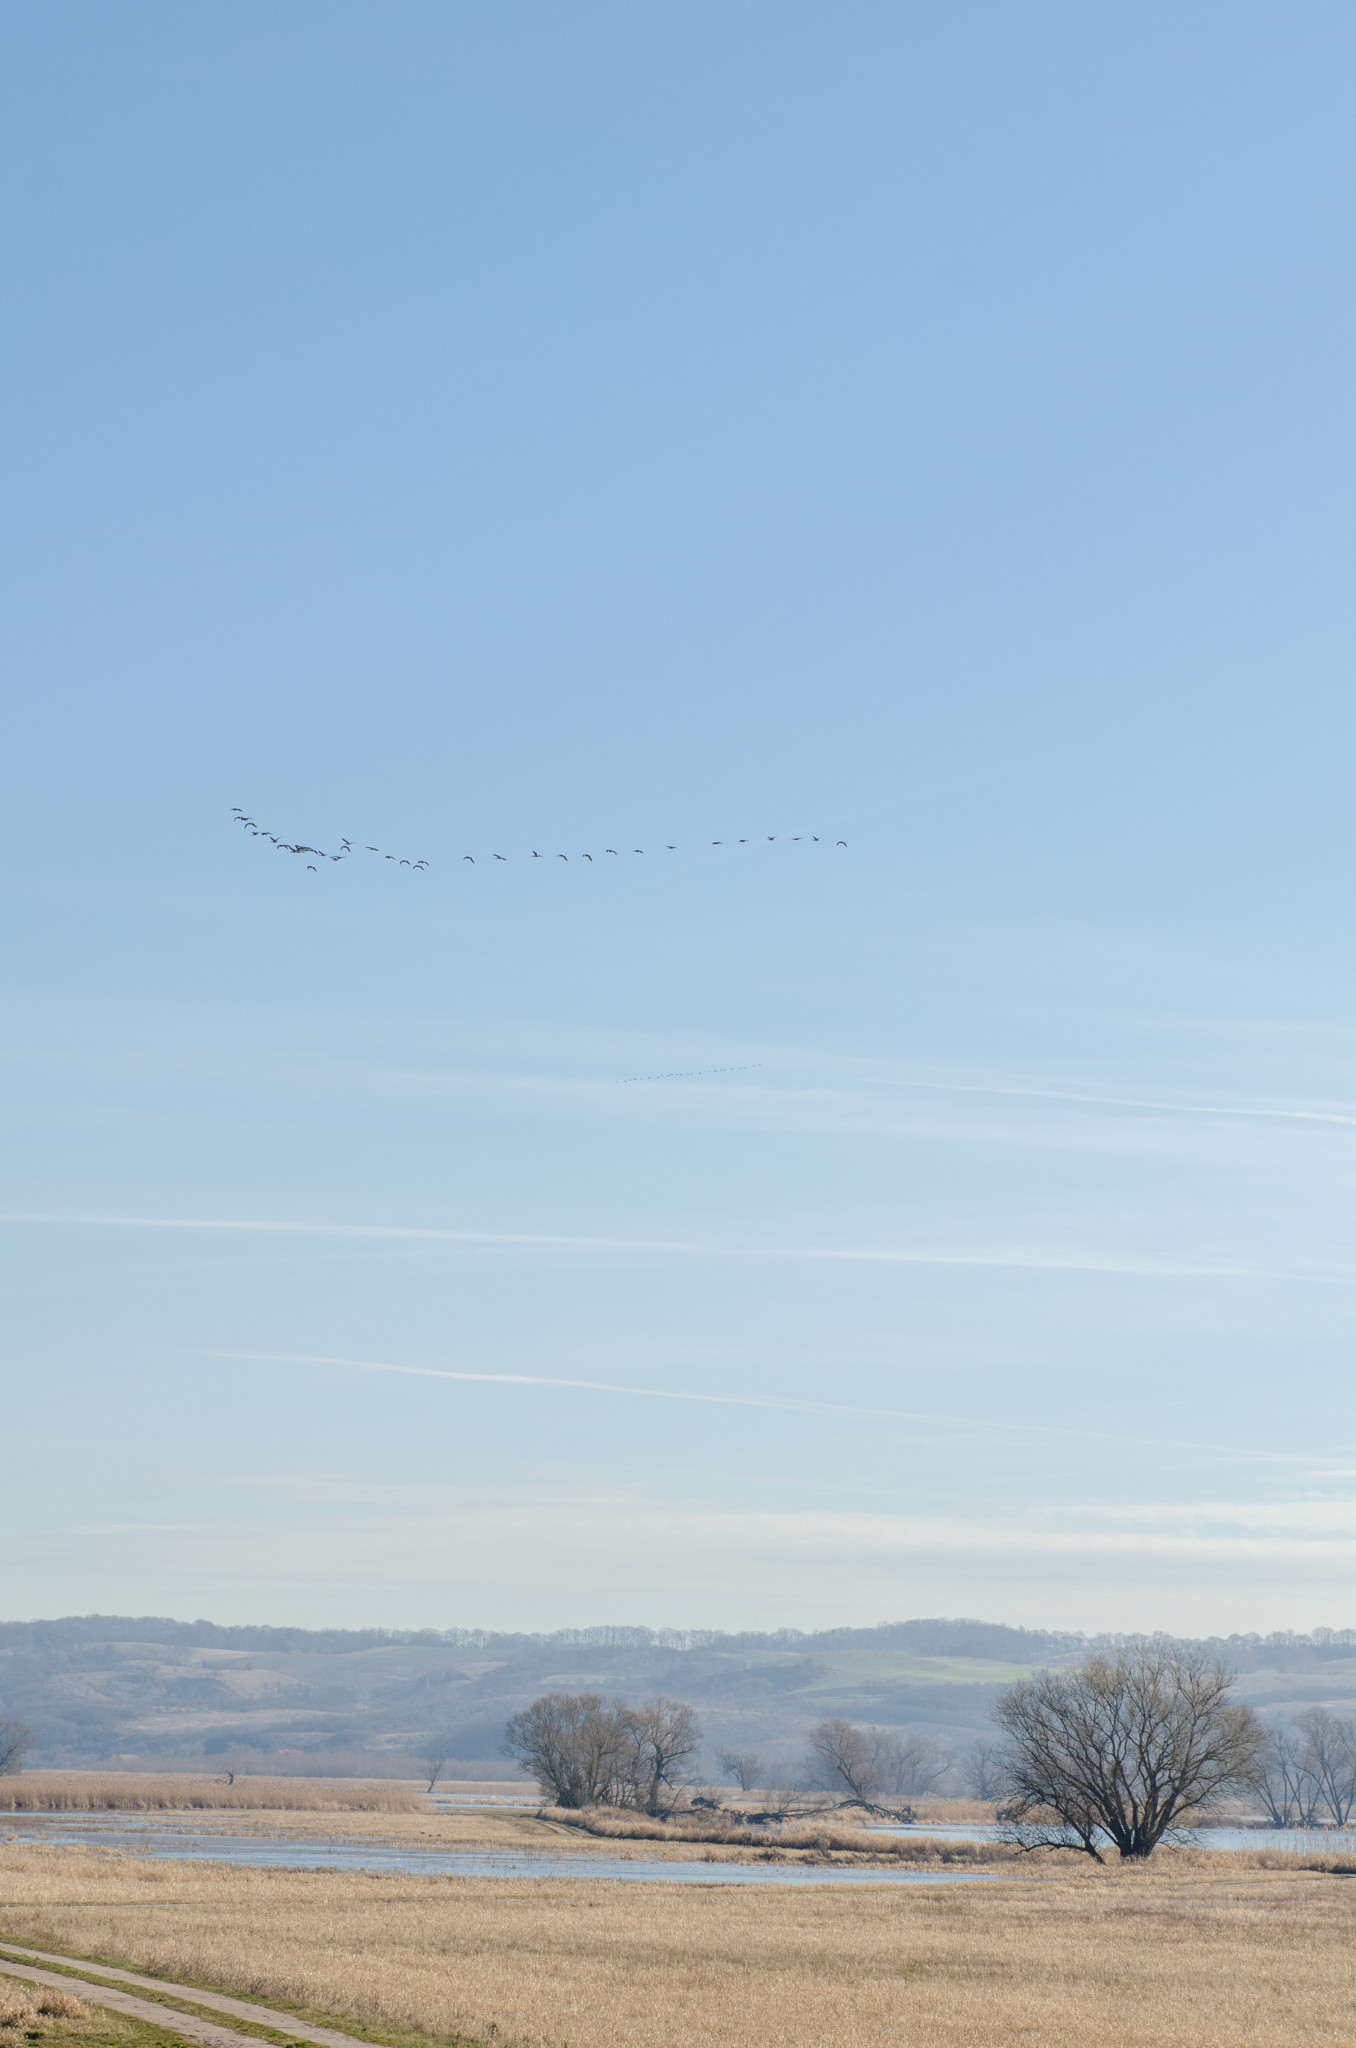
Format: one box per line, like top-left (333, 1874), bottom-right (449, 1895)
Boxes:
top-left (231, 809), bottom-right (846, 872)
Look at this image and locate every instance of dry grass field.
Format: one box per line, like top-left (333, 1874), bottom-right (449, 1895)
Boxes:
top-left (0, 1973), bottom-right (89, 2033)
top-left (0, 1779), bottom-right (422, 1816)
top-left (1, 1840), bottom-right (1354, 2048)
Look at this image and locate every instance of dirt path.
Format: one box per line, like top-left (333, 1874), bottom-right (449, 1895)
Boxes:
top-left (0, 1942), bottom-right (368, 2048)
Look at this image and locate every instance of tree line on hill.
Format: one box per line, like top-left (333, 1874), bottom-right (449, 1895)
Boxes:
top-left (7, 1612), bottom-right (1353, 1668)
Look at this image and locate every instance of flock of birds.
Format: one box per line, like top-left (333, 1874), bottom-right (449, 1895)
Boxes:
top-left (231, 811), bottom-right (427, 872)
top-left (232, 809), bottom-right (846, 872)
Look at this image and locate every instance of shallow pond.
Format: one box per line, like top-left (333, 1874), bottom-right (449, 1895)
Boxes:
top-left (0, 1815), bottom-right (999, 1886)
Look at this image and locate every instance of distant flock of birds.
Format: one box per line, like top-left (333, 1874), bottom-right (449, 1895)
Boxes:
top-left (232, 810), bottom-right (846, 873)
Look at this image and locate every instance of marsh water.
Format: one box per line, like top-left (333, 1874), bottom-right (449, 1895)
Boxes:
top-left (0, 1814), bottom-right (998, 1886)
top-left (868, 1821), bottom-right (1356, 1855)
top-left (3, 1811), bottom-right (1347, 1884)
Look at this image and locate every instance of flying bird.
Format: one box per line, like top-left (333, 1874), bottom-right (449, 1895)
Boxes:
top-left (307, 864), bottom-right (317, 872)
top-left (231, 808), bottom-right (841, 883)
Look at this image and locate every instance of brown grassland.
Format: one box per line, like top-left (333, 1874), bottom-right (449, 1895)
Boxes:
top-left (1, 1840), bottom-right (1355, 2047)
top-left (0, 1781), bottom-right (422, 1816)
top-left (0, 1971), bottom-right (89, 2032)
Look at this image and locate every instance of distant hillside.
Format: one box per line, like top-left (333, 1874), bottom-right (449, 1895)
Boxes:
top-left (2, 1615), bottom-right (1353, 1769)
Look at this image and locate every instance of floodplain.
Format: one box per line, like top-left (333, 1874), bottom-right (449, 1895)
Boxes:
top-left (2, 1824), bottom-right (1355, 2048)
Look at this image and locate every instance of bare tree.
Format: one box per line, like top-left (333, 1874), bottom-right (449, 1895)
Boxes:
top-left (1252, 1724), bottom-right (1318, 1828)
top-left (502, 1693), bottom-right (632, 1808)
top-left (806, 1719), bottom-right (950, 1806)
top-left (1296, 1710), bottom-right (1356, 1826)
top-left (621, 1698), bottom-right (703, 1816)
top-left (806, 1718), bottom-right (885, 1803)
top-left (994, 1643), bottom-right (1263, 1861)
top-left (877, 1731), bottom-right (954, 1799)
top-left (502, 1692), bottom-right (702, 1812)
top-left (0, 1722), bottom-right (32, 1776)
top-left (424, 1752), bottom-right (449, 1794)
top-left (714, 1747), bottom-right (763, 1793)
top-left (963, 1737), bottom-right (1002, 1801)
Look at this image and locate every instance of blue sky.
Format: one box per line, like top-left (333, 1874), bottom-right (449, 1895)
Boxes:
top-left (5, 0), bottom-right (1356, 1635)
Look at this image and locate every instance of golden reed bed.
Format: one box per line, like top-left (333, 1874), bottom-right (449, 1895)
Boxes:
top-left (2, 1840), bottom-right (1355, 2047)
top-left (0, 1776), bottom-right (422, 1815)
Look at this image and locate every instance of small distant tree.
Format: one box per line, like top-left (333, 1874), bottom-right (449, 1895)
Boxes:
top-left (1252, 1725), bottom-right (1318, 1827)
top-left (963, 1737), bottom-right (1002, 1801)
top-left (714, 1748), bottom-right (763, 1792)
top-left (1296, 1710), bottom-right (1356, 1825)
top-left (995, 1644), bottom-right (1263, 1861)
top-left (878, 1731), bottom-right (954, 1799)
top-left (424, 1752), bottom-right (449, 1794)
top-left (806, 1719), bottom-right (949, 1806)
top-left (806, 1718), bottom-right (886, 1804)
top-left (0, 1722), bottom-right (32, 1776)
top-left (622, 1698), bottom-right (703, 1816)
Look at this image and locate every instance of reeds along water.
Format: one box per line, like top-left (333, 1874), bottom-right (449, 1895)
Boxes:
top-left (537, 1806), bottom-right (1005, 1861)
top-left (0, 1774), bottom-right (423, 1813)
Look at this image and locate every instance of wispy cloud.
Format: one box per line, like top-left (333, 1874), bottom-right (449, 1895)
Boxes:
top-left (0, 1211), bottom-right (1307, 1279)
top-left (875, 1077), bottom-right (1356, 1132)
top-left (200, 1348), bottom-right (1330, 1469)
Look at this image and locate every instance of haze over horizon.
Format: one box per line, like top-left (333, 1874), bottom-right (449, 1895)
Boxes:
top-left (6, 2), bottom-right (1356, 1639)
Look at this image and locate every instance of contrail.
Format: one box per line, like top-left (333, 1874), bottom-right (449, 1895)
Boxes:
top-left (880, 1077), bottom-right (1356, 1132)
top-left (0, 1212), bottom-right (1284, 1279)
top-left (200, 1348), bottom-right (1329, 1467)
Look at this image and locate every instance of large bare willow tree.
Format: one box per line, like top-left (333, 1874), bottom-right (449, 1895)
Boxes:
top-left (994, 1644), bottom-right (1262, 1861)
